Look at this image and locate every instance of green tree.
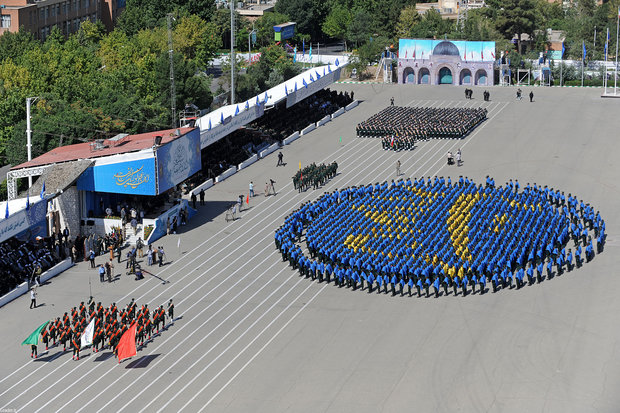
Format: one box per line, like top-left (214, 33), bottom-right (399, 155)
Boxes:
top-left (395, 5), bottom-right (421, 39)
top-left (322, 5), bottom-right (351, 50)
top-left (275, 0), bottom-right (330, 39)
top-left (410, 9), bottom-right (454, 39)
top-left (486, 0), bottom-right (537, 53)
top-left (347, 9), bottom-right (373, 48)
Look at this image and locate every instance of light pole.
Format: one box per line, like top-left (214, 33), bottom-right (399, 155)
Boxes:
top-left (230, 0), bottom-right (235, 105)
top-left (26, 97), bottom-right (40, 188)
top-left (167, 14), bottom-right (177, 129)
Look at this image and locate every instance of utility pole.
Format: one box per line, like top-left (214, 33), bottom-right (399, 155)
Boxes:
top-left (230, 0), bottom-right (236, 105)
top-left (25, 97), bottom-right (39, 188)
top-left (167, 14), bottom-right (177, 129)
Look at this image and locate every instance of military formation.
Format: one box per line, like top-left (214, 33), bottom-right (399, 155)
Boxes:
top-left (28, 297), bottom-right (174, 360)
top-left (356, 106), bottom-right (488, 151)
top-left (293, 162), bottom-right (338, 192)
top-left (275, 177), bottom-right (605, 298)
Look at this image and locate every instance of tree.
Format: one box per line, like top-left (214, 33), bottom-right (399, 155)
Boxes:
top-left (254, 12), bottom-right (290, 47)
top-left (486, 0), bottom-right (537, 53)
top-left (347, 9), bottom-right (373, 48)
top-left (275, 0), bottom-right (330, 39)
top-left (395, 5), bottom-right (421, 39)
top-left (410, 9), bottom-right (454, 39)
top-left (322, 5), bottom-right (351, 50)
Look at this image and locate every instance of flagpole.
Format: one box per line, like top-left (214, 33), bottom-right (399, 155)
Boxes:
top-left (582, 40), bottom-right (585, 87)
top-left (614, 7), bottom-right (620, 96)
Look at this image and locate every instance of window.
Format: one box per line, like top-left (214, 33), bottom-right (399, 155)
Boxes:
top-left (85, 0), bottom-right (90, 8)
top-left (51, 5), bottom-right (55, 17)
top-left (57, 5), bottom-right (61, 16)
top-left (40, 8), bottom-right (44, 20)
top-left (0, 15), bottom-right (11, 29)
top-left (62, 2), bottom-right (66, 15)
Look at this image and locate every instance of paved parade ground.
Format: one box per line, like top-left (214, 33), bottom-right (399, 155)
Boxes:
top-left (1, 84), bottom-right (620, 413)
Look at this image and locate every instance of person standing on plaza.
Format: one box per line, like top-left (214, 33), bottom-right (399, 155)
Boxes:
top-left (147, 245), bottom-right (153, 266)
top-left (277, 151), bottom-right (284, 166)
top-left (456, 149), bottom-right (462, 166)
top-left (199, 188), bottom-right (205, 206)
top-left (249, 181), bottom-right (254, 198)
top-left (396, 160), bottom-right (401, 176)
top-left (99, 264), bottom-right (105, 283)
top-left (529, 91), bottom-right (534, 102)
top-left (191, 192), bottom-right (197, 208)
top-left (158, 246), bottom-right (165, 267)
top-left (29, 288), bottom-right (37, 309)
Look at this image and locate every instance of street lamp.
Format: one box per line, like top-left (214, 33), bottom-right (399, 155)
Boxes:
top-left (26, 97), bottom-right (41, 188)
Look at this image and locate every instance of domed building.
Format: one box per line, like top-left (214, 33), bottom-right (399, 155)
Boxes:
top-left (397, 39), bottom-right (495, 86)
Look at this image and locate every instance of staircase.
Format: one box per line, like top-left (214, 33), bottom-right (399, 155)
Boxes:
top-left (124, 223), bottom-right (143, 247)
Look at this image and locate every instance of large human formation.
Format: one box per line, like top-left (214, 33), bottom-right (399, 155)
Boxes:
top-left (275, 177), bottom-right (605, 298)
top-left (0, 238), bottom-right (61, 296)
top-left (292, 162), bottom-right (338, 192)
top-left (356, 106), bottom-right (487, 151)
top-left (29, 297), bottom-right (174, 360)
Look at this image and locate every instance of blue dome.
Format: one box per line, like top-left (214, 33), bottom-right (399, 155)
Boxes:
top-left (433, 41), bottom-right (460, 56)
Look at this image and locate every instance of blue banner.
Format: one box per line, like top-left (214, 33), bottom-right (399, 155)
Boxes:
top-left (77, 157), bottom-right (157, 196)
top-left (156, 128), bottom-right (201, 194)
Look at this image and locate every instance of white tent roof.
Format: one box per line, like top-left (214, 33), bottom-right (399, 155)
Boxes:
top-left (196, 59), bottom-right (347, 133)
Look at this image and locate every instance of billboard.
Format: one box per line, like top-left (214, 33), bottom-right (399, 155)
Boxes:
top-left (274, 22), bottom-right (296, 42)
top-left (156, 128), bottom-right (201, 194)
top-left (399, 39), bottom-right (496, 62)
top-left (77, 156), bottom-right (157, 196)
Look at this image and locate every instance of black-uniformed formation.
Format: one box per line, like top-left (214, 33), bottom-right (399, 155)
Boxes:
top-left (356, 106), bottom-right (487, 151)
top-left (292, 162), bottom-right (338, 192)
top-left (275, 177), bottom-right (605, 298)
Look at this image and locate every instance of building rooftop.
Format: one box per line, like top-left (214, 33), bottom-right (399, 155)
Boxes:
top-left (12, 127), bottom-right (194, 170)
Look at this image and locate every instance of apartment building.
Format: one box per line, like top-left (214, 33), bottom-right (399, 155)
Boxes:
top-left (0, 0), bottom-right (125, 39)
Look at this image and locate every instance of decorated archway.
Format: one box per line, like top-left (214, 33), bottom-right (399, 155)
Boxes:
top-left (460, 69), bottom-right (472, 85)
top-left (403, 67), bottom-right (415, 84)
top-left (475, 69), bottom-right (488, 85)
top-left (418, 68), bottom-right (430, 84)
top-left (438, 67), bottom-right (453, 85)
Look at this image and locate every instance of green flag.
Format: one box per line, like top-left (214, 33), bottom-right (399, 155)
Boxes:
top-left (22, 321), bottom-right (49, 346)
top-left (339, 136), bottom-right (342, 143)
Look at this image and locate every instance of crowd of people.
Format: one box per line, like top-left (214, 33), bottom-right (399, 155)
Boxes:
top-left (200, 89), bottom-right (354, 181)
top-left (356, 106), bottom-right (488, 148)
top-left (292, 162), bottom-right (338, 192)
top-left (0, 237), bottom-right (62, 296)
top-left (275, 177), bottom-right (605, 298)
top-left (28, 297), bottom-right (174, 360)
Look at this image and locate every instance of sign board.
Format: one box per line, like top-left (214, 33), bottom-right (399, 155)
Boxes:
top-left (199, 103), bottom-right (265, 149)
top-left (156, 128), bottom-right (201, 194)
top-left (399, 39), bottom-right (496, 62)
top-left (77, 156), bottom-right (157, 196)
top-left (274, 22), bottom-right (296, 42)
top-left (286, 67), bottom-right (341, 108)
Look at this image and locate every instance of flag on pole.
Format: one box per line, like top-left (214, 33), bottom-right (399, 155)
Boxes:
top-left (561, 42), bottom-right (565, 58)
top-left (309, 73), bottom-right (314, 82)
top-left (116, 322), bottom-right (137, 363)
top-left (302, 39), bottom-right (305, 55)
top-left (303, 79), bottom-right (308, 88)
top-left (309, 44), bottom-right (312, 61)
top-left (335, 58), bottom-right (339, 66)
top-left (583, 40), bottom-right (586, 63)
top-left (234, 105), bottom-right (239, 115)
top-left (220, 112), bottom-right (224, 123)
top-left (285, 84), bottom-right (288, 95)
top-left (246, 194), bottom-right (249, 204)
top-left (245, 101), bottom-right (249, 110)
top-left (208, 118), bottom-right (212, 130)
top-left (294, 82), bottom-right (298, 91)
top-left (40, 181), bottom-right (45, 199)
top-left (605, 28), bottom-right (610, 61)
top-left (5, 201), bottom-right (8, 219)
top-left (81, 319), bottom-right (95, 348)
top-left (264, 92), bottom-right (268, 103)
top-left (22, 321), bottom-right (49, 346)
top-left (293, 46), bottom-right (297, 62)
top-left (26, 192), bottom-right (30, 211)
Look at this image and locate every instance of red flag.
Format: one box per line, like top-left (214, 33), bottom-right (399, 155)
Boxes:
top-left (246, 194), bottom-right (249, 204)
top-left (413, 49), bottom-right (416, 59)
top-left (117, 322), bottom-right (137, 363)
top-left (405, 50), bottom-right (407, 59)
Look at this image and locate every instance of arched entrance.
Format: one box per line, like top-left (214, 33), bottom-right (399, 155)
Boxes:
top-left (459, 69), bottom-right (472, 85)
top-left (403, 67), bottom-right (415, 84)
top-left (438, 67), bottom-right (453, 85)
top-left (475, 69), bottom-right (488, 85)
top-left (418, 68), bottom-right (430, 84)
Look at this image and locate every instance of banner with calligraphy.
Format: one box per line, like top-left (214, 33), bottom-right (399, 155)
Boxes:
top-left (156, 128), bottom-right (201, 194)
top-left (77, 157), bottom-right (157, 196)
